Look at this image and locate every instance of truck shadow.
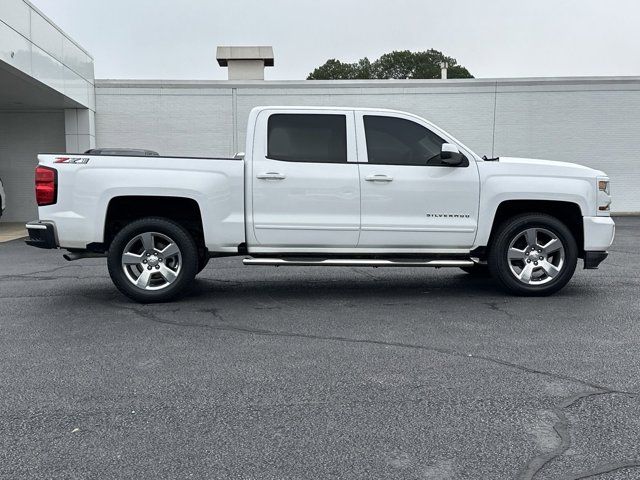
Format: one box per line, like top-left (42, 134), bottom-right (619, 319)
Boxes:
top-left (54, 268), bottom-right (592, 306)
top-left (181, 271), bottom-right (580, 303)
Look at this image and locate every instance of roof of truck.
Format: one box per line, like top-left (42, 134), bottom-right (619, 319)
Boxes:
top-left (250, 106), bottom-right (412, 115)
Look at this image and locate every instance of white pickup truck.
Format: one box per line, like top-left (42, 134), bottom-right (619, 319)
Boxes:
top-left (26, 106), bottom-right (615, 302)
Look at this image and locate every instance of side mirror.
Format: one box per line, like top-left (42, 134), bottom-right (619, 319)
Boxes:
top-left (440, 143), bottom-right (463, 166)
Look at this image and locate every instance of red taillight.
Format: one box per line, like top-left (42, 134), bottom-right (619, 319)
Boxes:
top-left (35, 166), bottom-right (57, 206)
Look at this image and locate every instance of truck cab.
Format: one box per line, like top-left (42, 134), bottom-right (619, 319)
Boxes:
top-left (246, 107), bottom-right (479, 254)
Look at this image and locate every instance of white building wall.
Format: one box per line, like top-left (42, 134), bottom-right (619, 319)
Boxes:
top-left (493, 79), bottom-right (640, 213)
top-left (95, 77), bottom-right (640, 213)
top-left (95, 84), bottom-right (234, 157)
top-left (64, 108), bottom-right (95, 152)
top-left (0, 111), bottom-right (65, 221)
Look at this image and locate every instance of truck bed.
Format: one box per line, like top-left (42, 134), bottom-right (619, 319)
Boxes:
top-left (35, 152), bottom-right (246, 252)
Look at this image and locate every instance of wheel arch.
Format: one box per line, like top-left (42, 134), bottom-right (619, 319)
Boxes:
top-left (474, 200), bottom-right (584, 259)
top-left (102, 195), bottom-right (205, 251)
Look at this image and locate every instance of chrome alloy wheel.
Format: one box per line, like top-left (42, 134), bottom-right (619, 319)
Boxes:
top-left (121, 232), bottom-right (182, 290)
top-left (506, 227), bottom-right (565, 285)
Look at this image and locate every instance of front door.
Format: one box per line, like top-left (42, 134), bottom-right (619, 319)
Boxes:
top-left (250, 110), bottom-right (360, 249)
top-left (356, 112), bottom-right (480, 250)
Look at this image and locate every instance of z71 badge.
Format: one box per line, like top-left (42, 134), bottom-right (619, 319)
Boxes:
top-left (54, 157), bottom-right (90, 164)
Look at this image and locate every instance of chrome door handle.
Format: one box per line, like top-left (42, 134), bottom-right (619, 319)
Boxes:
top-left (364, 174), bottom-right (393, 182)
top-left (256, 172), bottom-right (286, 180)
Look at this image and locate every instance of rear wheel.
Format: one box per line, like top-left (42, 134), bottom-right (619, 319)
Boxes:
top-left (107, 217), bottom-right (198, 303)
top-left (488, 213), bottom-right (577, 296)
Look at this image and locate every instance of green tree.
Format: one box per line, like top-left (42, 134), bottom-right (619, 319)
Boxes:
top-left (307, 49), bottom-right (473, 80)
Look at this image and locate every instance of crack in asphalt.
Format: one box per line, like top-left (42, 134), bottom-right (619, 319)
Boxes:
top-left (0, 264), bottom-right (92, 282)
top-left (114, 303), bottom-right (629, 394)
top-left (519, 391), bottom-right (637, 480)
top-left (567, 461), bottom-right (640, 479)
top-left (0, 264), bottom-right (83, 278)
top-left (484, 301), bottom-right (517, 320)
top-left (0, 274), bottom-right (107, 283)
top-left (110, 303), bottom-right (638, 480)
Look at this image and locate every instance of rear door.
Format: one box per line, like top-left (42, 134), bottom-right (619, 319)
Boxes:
top-left (250, 109), bottom-right (360, 249)
top-left (356, 111), bottom-right (480, 249)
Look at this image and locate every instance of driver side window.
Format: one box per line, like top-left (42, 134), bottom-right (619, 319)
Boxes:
top-left (363, 115), bottom-right (447, 166)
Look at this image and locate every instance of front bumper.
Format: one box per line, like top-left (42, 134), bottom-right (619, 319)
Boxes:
top-left (25, 221), bottom-right (58, 249)
top-left (582, 216), bottom-right (615, 270)
top-left (583, 216), bottom-right (615, 251)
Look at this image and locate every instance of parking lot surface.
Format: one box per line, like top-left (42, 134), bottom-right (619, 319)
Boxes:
top-left (0, 217), bottom-right (639, 479)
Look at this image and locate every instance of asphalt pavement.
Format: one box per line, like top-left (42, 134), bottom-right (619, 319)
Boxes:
top-left (0, 217), bottom-right (639, 479)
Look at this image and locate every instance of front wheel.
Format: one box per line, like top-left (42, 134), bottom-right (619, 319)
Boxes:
top-left (107, 217), bottom-right (198, 303)
top-left (488, 213), bottom-right (577, 296)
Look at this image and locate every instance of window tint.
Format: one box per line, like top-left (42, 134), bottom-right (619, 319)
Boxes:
top-left (363, 115), bottom-right (446, 166)
top-left (268, 114), bottom-right (347, 163)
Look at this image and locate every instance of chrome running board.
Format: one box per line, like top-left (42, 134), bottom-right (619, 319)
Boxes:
top-left (243, 258), bottom-right (474, 267)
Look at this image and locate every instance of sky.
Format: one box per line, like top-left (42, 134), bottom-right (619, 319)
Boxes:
top-left (30, 0), bottom-right (640, 81)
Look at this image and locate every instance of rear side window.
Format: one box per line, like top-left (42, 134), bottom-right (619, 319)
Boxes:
top-left (363, 115), bottom-right (445, 166)
top-left (268, 114), bottom-right (347, 163)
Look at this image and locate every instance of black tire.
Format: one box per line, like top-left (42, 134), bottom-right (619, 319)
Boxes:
top-left (107, 217), bottom-right (198, 303)
top-left (488, 213), bottom-right (577, 296)
top-left (460, 265), bottom-right (491, 277)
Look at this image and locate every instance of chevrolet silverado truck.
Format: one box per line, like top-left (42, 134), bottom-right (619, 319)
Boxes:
top-left (25, 106), bottom-right (615, 302)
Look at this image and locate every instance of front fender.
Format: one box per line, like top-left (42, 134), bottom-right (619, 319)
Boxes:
top-left (474, 175), bottom-right (594, 248)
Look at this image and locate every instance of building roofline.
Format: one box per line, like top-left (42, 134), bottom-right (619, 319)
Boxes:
top-left (95, 76), bottom-right (640, 90)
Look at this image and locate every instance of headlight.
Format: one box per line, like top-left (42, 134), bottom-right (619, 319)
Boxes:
top-left (597, 177), bottom-right (611, 214)
top-left (598, 179), bottom-right (610, 195)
